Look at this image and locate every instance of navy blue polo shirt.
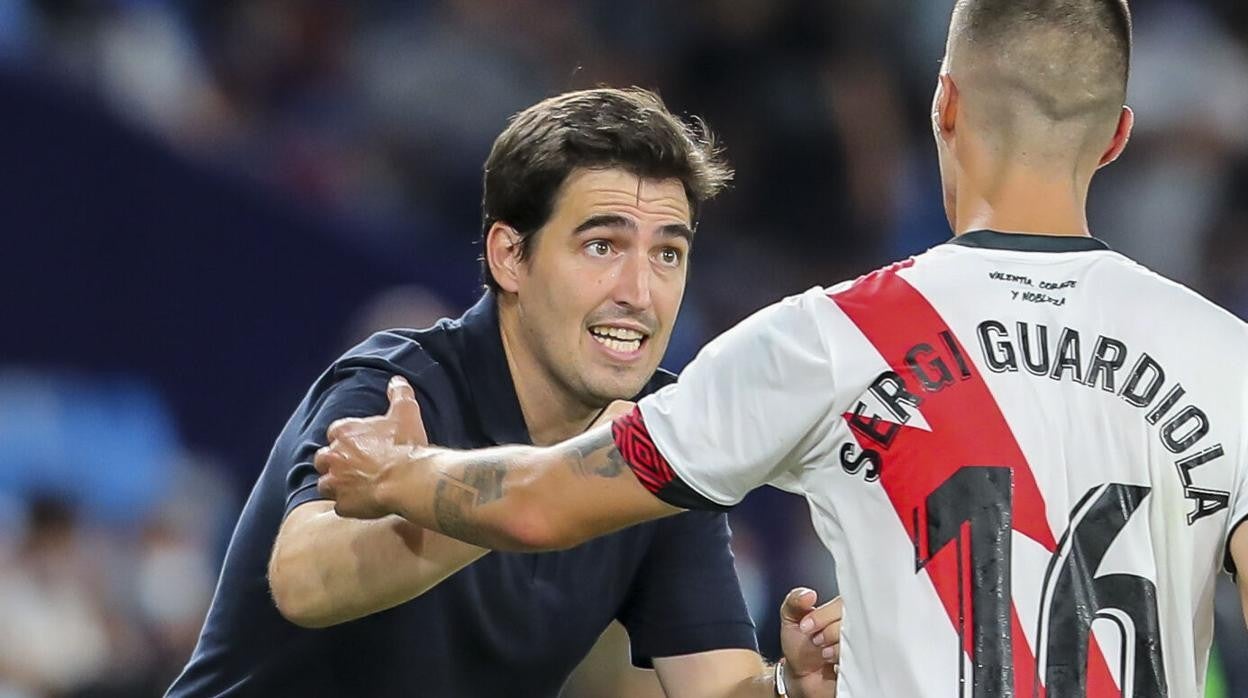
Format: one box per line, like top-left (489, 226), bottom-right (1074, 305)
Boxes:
top-left (168, 294), bottom-right (756, 698)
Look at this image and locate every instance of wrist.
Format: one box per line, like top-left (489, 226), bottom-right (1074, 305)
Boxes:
top-left (377, 445), bottom-right (433, 519)
top-left (776, 658), bottom-right (807, 698)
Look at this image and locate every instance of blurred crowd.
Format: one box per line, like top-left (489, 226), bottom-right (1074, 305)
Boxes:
top-left (1, 0), bottom-right (1247, 696)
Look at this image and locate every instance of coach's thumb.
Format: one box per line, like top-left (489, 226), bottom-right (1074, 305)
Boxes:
top-left (780, 587), bottom-right (818, 627)
top-left (387, 375), bottom-right (428, 445)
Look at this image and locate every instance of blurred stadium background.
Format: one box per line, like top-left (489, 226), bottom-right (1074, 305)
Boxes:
top-left (0, 0), bottom-right (1246, 696)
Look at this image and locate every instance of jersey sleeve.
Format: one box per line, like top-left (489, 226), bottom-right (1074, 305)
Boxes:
top-left (615, 287), bottom-right (838, 509)
top-left (616, 510), bottom-right (758, 666)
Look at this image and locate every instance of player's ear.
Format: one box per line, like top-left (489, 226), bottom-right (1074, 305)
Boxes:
top-left (485, 223), bottom-right (525, 294)
top-left (933, 72), bottom-right (958, 142)
top-left (1097, 106), bottom-right (1134, 169)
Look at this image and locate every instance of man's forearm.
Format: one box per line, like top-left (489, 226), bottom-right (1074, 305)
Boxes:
top-left (724, 662), bottom-right (812, 698)
top-left (377, 444), bottom-right (564, 551)
top-left (374, 426), bottom-right (679, 552)
top-left (269, 501), bottom-right (487, 627)
top-left (656, 651), bottom-right (800, 698)
top-left (725, 668), bottom-right (778, 698)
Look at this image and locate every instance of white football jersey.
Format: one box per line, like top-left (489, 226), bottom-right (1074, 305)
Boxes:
top-left (619, 231), bottom-right (1248, 697)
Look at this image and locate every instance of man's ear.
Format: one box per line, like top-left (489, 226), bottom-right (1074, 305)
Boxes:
top-left (1098, 105), bottom-right (1134, 169)
top-left (485, 223), bottom-right (525, 294)
top-left (933, 72), bottom-right (959, 141)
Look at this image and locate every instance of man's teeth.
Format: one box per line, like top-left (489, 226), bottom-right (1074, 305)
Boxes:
top-left (593, 335), bottom-right (642, 352)
top-left (591, 326), bottom-right (644, 341)
top-left (590, 327), bottom-right (644, 353)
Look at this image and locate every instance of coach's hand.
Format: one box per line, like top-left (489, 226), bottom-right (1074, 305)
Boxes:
top-left (315, 375), bottom-right (429, 519)
top-left (779, 588), bottom-right (842, 698)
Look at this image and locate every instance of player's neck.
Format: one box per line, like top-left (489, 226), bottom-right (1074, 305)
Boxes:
top-left (497, 310), bottom-right (602, 447)
top-left (953, 164), bottom-right (1093, 238)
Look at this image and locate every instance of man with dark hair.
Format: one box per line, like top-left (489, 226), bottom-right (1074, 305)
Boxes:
top-left (479, 88), bottom-right (731, 295)
top-left (168, 88), bottom-right (841, 698)
top-left (322, 2), bottom-right (1248, 696)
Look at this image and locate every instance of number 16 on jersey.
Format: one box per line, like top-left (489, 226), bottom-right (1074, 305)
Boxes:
top-left (917, 466), bottom-right (1166, 697)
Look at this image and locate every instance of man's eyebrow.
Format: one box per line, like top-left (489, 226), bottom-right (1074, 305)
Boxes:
top-left (573, 214), bottom-right (636, 235)
top-left (658, 224), bottom-right (695, 243)
top-left (572, 214), bottom-right (694, 243)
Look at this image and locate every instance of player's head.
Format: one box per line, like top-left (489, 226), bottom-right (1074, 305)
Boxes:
top-left (480, 88), bottom-right (731, 407)
top-left (933, 0), bottom-right (1135, 228)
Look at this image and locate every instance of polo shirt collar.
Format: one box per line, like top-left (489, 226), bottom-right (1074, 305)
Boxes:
top-left (950, 230), bottom-right (1111, 253)
top-left (458, 293), bottom-right (532, 446)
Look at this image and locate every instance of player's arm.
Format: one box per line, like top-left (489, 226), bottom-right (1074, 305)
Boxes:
top-left (318, 413), bottom-right (681, 551)
top-left (267, 374), bottom-right (488, 628)
top-left (1224, 385), bottom-right (1248, 632)
top-left (1230, 523), bottom-right (1248, 628)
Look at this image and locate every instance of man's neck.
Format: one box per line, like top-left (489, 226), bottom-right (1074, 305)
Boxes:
top-left (497, 306), bottom-right (601, 447)
top-left (954, 163), bottom-right (1093, 238)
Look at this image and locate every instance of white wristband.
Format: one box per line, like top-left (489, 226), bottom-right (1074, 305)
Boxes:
top-left (775, 658), bottom-right (789, 697)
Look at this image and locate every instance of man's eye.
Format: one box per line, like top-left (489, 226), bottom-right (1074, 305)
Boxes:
top-left (658, 248), bottom-right (682, 266)
top-left (587, 241), bottom-right (612, 257)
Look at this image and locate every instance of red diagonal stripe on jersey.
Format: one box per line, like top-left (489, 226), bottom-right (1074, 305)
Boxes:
top-left (832, 266), bottom-right (1119, 697)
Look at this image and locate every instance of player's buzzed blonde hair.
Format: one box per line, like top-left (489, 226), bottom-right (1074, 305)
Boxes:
top-left (946, 0), bottom-right (1132, 161)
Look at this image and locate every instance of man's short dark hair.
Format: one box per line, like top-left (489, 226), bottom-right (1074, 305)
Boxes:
top-left (479, 88), bottom-right (732, 292)
top-left (950, 0), bottom-right (1132, 149)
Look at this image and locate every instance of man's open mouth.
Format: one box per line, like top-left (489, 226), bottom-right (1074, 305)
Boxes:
top-left (588, 325), bottom-right (648, 354)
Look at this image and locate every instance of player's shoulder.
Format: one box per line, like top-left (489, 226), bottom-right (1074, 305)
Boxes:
top-left (747, 284), bottom-right (845, 319)
top-left (823, 255), bottom-right (921, 297)
top-left (834, 245), bottom-right (1246, 337)
top-left (1100, 254), bottom-right (1248, 342)
top-left (707, 286), bottom-right (846, 352)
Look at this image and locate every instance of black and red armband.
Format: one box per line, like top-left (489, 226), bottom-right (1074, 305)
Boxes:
top-left (611, 406), bottom-right (731, 512)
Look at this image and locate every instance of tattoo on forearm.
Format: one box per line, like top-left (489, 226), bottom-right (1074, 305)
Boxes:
top-left (432, 458), bottom-right (507, 541)
top-left (568, 429), bottom-right (627, 479)
top-left (429, 433), bottom-right (628, 545)
top-left (432, 479), bottom-right (475, 541)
